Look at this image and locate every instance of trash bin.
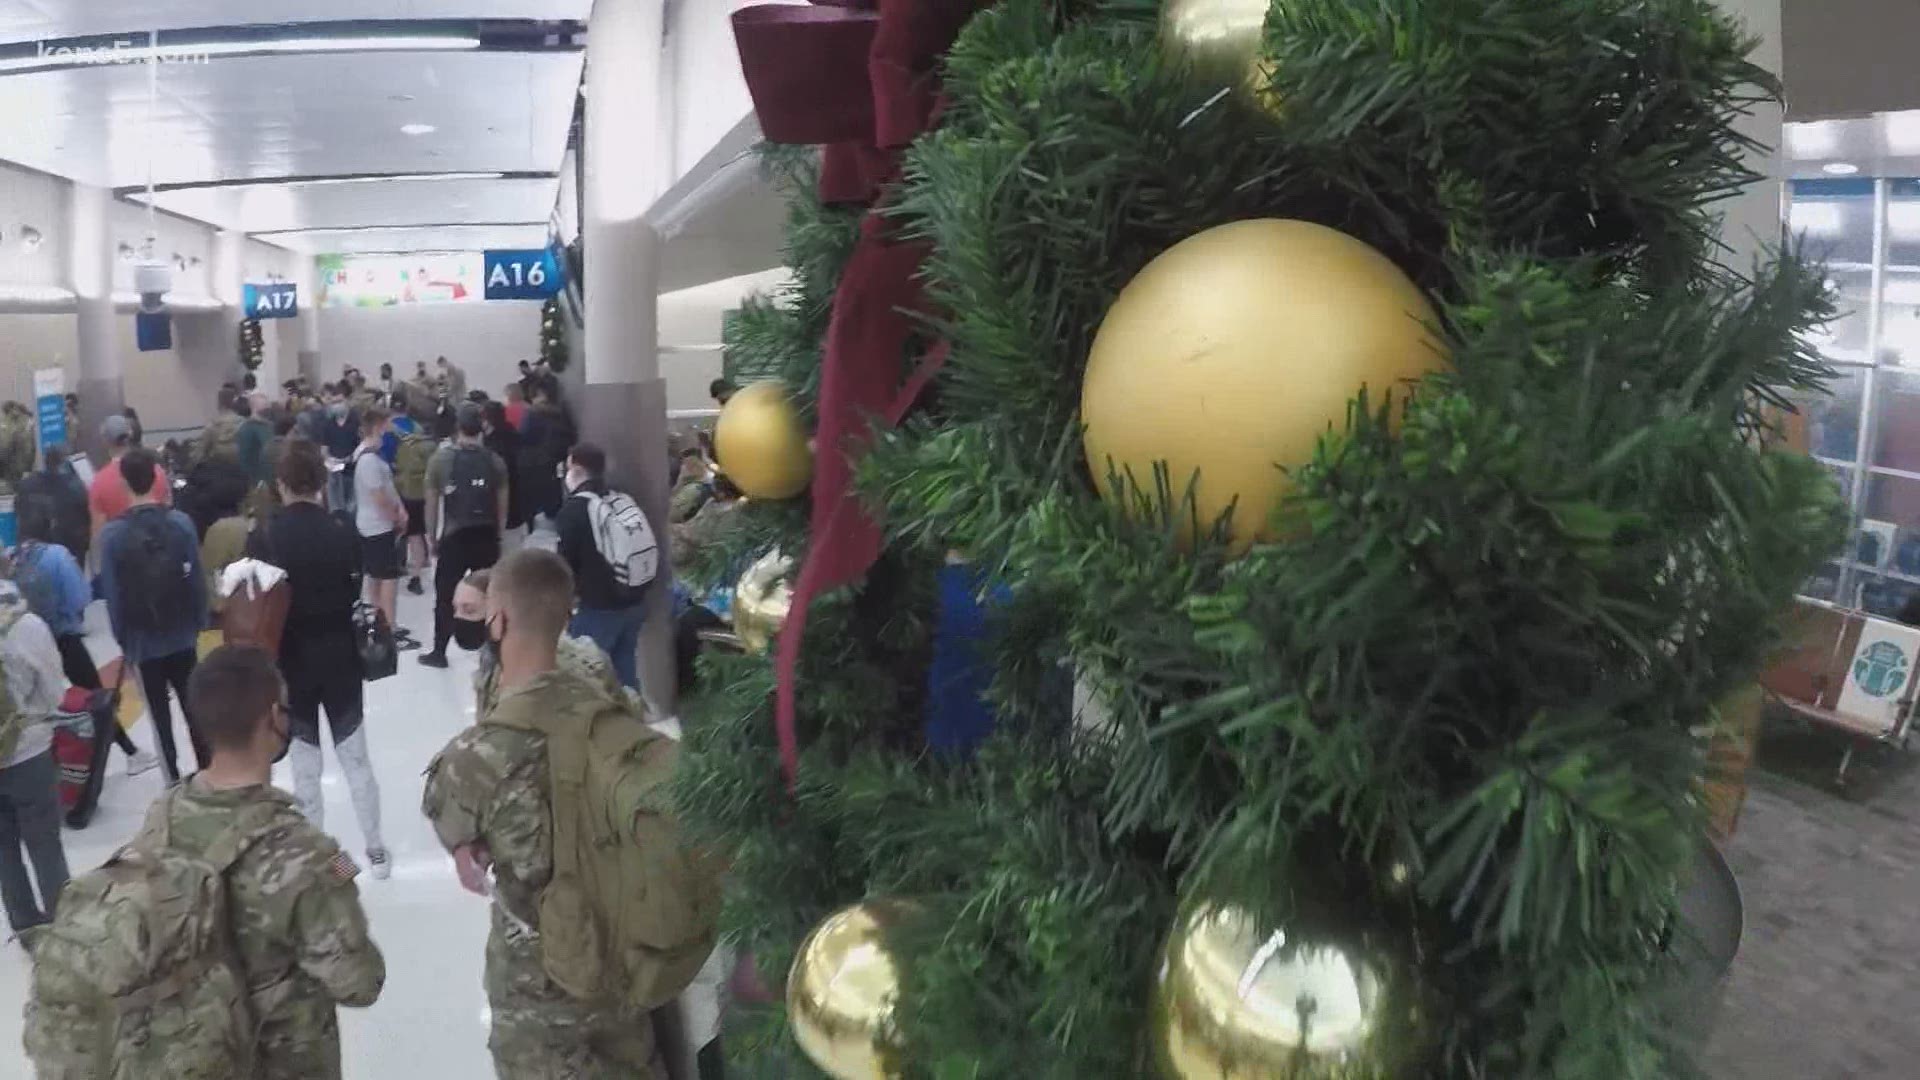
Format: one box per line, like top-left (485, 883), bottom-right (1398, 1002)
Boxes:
top-left (1665, 840), bottom-right (1743, 1059)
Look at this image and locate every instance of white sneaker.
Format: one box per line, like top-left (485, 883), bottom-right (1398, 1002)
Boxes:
top-left (368, 849), bottom-right (392, 881)
top-left (126, 750), bottom-right (162, 777)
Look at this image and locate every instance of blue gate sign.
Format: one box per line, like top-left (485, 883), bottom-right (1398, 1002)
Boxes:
top-left (33, 368), bottom-right (64, 453)
top-left (243, 282), bottom-right (300, 319)
top-left (484, 249), bottom-right (564, 301)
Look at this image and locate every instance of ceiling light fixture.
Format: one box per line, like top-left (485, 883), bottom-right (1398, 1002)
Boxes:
top-left (400, 123), bottom-right (438, 136)
top-left (1823, 162), bottom-right (1862, 176)
top-left (0, 285), bottom-right (76, 305)
top-left (18, 227), bottom-right (42, 253)
top-left (0, 34), bottom-right (482, 73)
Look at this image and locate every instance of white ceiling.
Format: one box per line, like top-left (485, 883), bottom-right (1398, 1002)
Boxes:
top-left (284, 224), bottom-right (549, 257)
top-left (0, 2), bottom-right (592, 44)
top-left (136, 175), bottom-right (559, 235)
top-left (0, 3), bottom-right (585, 255)
top-left (1787, 111), bottom-right (1920, 179)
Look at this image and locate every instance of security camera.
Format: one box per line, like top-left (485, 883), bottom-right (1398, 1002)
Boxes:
top-left (134, 260), bottom-right (172, 313)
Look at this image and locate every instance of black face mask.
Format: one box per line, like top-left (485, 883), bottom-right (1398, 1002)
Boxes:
top-left (271, 708), bottom-right (293, 764)
top-left (452, 617), bottom-right (488, 652)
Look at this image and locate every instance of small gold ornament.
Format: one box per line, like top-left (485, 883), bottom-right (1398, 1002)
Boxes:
top-left (715, 380), bottom-right (814, 500)
top-left (788, 900), bottom-right (918, 1080)
top-left (733, 548), bottom-right (793, 655)
top-left (1154, 902), bottom-right (1425, 1079)
top-left (1081, 219), bottom-right (1445, 551)
top-left (1162, 0), bottom-right (1281, 115)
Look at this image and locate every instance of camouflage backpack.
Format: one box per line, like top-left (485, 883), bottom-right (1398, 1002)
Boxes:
top-left (0, 603), bottom-right (29, 762)
top-left (490, 688), bottom-right (724, 1010)
top-left (393, 431), bottom-right (435, 502)
top-left (24, 792), bottom-right (278, 1080)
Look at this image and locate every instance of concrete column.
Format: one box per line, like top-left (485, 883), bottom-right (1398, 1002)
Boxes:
top-left (295, 257), bottom-right (322, 382)
top-left (69, 182), bottom-right (121, 461)
top-left (582, 0), bottom-right (675, 712)
top-left (1714, 0), bottom-right (1784, 266)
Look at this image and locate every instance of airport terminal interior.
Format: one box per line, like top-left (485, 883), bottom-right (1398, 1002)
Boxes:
top-left (0, 2), bottom-right (1919, 1078)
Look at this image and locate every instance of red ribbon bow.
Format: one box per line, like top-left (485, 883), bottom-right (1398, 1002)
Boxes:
top-left (732, 0), bottom-right (988, 787)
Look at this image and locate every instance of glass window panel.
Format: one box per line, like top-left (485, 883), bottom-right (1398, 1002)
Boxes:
top-left (1800, 365), bottom-right (1867, 462)
top-left (1815, 266), bottom-right (1874, 363)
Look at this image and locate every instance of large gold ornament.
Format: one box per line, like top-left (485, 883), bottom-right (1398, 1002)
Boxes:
top-left (1081, 219), bottom-right (1445, 551)
top-left (1154, 903), bottom-right (1425, 1078)
top-left (714, 380), bottom-right (813, 500)
top-left (1162, 0), bottom-right (1280, 114)
top-left (733, 548), bottom-right (793, 655)
top-left (788, 900), bottom-right (918, 1080)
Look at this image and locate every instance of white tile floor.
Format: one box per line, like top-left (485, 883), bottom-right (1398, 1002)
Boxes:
top-left (0, 586), bottom-right (501, 1078)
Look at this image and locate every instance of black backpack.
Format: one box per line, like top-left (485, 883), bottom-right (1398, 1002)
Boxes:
top-left (115, 507), bottom-right (196, 635)
top-left (442, 447), bottom-right (498, 533)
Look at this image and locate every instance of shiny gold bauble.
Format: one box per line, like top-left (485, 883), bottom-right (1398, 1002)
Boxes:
top-left (733, 548), bottom-right (793, 655)
top-left (1081, 219), bottom-right (1445, 551)
top-left (714, 380), bottom-right (813, 500)
top-left (1162, 0), bottom-right (1281, 115)
top-left (788, 900), bottom-right (918, 1080)
top-left (1154, 903), bottom-right (1425, 1079)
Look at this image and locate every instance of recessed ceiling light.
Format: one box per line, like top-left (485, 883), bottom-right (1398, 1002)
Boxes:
top-left (1824, 162), bottom-right (1861, 176)
top-left (401, 123), bottom-right (437, 136)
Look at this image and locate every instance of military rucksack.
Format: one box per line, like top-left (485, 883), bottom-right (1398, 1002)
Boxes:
top-left (0, 603), bottom-right (29, 762)
top-left (23, 793), bottom-right (279, 1080)
top-left (393, 432), bottom-right (435, 501)
top-left (489, 690), bottom-right (723, 1010)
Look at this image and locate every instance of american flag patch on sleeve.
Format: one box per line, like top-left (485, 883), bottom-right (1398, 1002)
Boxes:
top-left (328, 850), bottom-right (362, 882)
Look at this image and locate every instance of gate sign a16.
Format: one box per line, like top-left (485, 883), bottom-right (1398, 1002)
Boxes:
top-left (483, 249), bottom-right (565, 301)
top-left (243, 282), bottom-right (299, 319)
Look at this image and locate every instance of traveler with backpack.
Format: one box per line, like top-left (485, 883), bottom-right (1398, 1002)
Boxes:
top-left (393, 410), bottom-right (438, 598)
top-left (556, 443), bottom-right (658, 690)
top-left (25, 645), bottom-right (386, 1079)
top-left (16, 445), bottom-right (92, 569)
top-left (419, 403), bottom-right (509, 669)
top-left (250, 442), bottom-right (391, 882)
top-left (0, 578), bottom-right (74, 941)
top-left (351, 406), bottom-right (408, 633)
top-left (12, 508), bottom-right (155, 778)
top-left (97, 448), bottom-right (210, 784)
top-left (449, 568), bottom-right (622, 717)
top-left (423, 550), bottom-right (717, 1078)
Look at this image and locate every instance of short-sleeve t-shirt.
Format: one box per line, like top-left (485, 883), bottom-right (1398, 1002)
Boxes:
top-left (351, 448), bottom-right (400, 537)
top-left (88, 457), bottom-right (169, 524)
top-left (425, 443), bottom-right (509, 536)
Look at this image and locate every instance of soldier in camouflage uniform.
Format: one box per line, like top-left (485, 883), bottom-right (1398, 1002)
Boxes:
top-left (197, 386), bottom-right (247, 464)
top-left (182, 646), bottom-right (383, 1079)
top-left (28, 646), bottom-right (385, 1079)
top-left (423, 550), bottom-right (662, 1079)
top-left (0, 401), bottom-right (35, 488)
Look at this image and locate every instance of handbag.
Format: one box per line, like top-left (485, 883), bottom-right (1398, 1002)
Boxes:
top-left (222, 572), bottom-right (291, 656)
top-left (354, 601), bottom-right (399, 682)
top-left (223, 524), bottom-right (292, 656)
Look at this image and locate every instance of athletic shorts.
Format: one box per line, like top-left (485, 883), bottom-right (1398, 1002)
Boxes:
top-left (402, 498), bottom-right (426, 538)
top-left (361, 531), bottom-right (404, 580)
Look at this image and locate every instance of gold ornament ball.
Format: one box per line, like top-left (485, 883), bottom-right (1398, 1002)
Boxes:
top-left (715, 380), bottom-right (814, 500)
top-left (1081, 219), bottom-right (1444, 551)
top-left (788, 900), bottom-right (918, 1080)
top-left (733, 548), bottom-right (793, 655)
top-left (1163, 0), bottom-right (1281, 115)
top-left (1154, 903), bottom-right (1426, 1079)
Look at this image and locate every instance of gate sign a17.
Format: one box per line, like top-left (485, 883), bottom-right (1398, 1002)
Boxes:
top-left (243, 282), bottom-right (299, 319)
top-left (483, 249), bottom-right (565, 301)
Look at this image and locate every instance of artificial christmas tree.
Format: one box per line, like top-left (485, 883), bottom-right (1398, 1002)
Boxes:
top-left (680, 2), bottom-right (1847, 1077)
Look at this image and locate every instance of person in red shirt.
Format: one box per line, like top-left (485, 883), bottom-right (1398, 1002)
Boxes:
top-left (502, 383), bottom-right (528, 433)
top-left (89, 414), bottom-right (168, 543)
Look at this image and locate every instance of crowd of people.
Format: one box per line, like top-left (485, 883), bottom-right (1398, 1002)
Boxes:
top-left (0, 352), bottom-right (738, 1078)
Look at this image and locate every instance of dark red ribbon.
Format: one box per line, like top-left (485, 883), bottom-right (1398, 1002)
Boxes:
top-left (733, 0), bottom-right (987, 787)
